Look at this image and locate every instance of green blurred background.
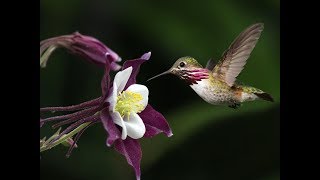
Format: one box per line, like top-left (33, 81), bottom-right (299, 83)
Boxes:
top-left (40, 0), bottom-right (279, 179)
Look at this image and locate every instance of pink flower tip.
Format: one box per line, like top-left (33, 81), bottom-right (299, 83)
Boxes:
top-left (141, 52), bottom-right (151, 60)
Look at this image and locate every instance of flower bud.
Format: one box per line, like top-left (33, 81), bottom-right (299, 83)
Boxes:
top-left (40, 32), bottom-right (121, 71)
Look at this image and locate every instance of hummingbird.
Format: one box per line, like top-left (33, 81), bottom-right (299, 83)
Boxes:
top-left (147, 23), bottom-right (274, 109)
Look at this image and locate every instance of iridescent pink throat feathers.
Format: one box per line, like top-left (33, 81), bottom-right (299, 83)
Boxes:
top-left (178, 69), bottom-right (209, 85)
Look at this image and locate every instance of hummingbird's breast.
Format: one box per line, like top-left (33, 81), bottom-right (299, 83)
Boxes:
top-left (190, 78), bottom-right (235, 105)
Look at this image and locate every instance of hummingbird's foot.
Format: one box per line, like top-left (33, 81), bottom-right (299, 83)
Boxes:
top-left (228, 103), bottom-right (241, 109)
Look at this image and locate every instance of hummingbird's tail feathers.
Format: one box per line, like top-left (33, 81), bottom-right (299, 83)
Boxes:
top-left (239, 86), bottom-right (273, 102)
top-left (253, 92), bottom-right (274, 102)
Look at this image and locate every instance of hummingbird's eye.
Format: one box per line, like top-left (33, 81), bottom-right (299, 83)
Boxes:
top-left (179, 62), bottom-right (186, 67)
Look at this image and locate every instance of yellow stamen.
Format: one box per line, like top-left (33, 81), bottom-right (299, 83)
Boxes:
top-left (115, 91), bottom-right (144, 119)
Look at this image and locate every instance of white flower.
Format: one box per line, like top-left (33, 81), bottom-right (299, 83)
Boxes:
top-left (107, 67), bottom-right (148, 140)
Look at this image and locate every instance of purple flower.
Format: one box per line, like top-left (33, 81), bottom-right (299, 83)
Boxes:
top-left (40, 32), bottom-right (121, 71)
top-left (40, 51), bottom-right (172, 180)
top-left (106, 66), bottom-right (148, 140)
top-left (101, 55), bottom-right (172, 180)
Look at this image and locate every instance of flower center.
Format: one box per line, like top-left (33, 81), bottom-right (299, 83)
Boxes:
top-left (115, 90), bottom-right (144, 118)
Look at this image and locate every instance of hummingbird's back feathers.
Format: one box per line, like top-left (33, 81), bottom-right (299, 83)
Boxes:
top-left (212, 23), bottom-right (264, 87)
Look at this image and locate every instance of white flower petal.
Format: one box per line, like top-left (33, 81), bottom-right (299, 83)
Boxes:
top-left (123, 112), bottom-right (146, 139)
top-left (107, 83), bottom-right (118, 111)
top-left (114, 67), bottom-right (132, 93)
top-left (110, 111), bottom-right (127, 140)
top-left (126, 84), bottom-right (149, 109)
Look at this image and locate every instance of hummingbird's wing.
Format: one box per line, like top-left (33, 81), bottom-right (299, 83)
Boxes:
top-left (212, 23), bottom-right (264, 87)
top-left (205, 58), bottom-right (217, 70)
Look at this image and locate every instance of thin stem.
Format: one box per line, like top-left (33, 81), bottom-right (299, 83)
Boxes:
top-left (40, 122), bottom-right (91, 152)
top-left (43, 127), bottom-right (61, 145)
top-left (40, 106), bottom-right (99, 123)
top-left (48, 115), bottom-right (100, 146)
top-left (51, 113), bottom-right (99, 129)
top-left (40, 97), bottom-right (102, 112)
top-left (65, 121), bottom-right (98, 158)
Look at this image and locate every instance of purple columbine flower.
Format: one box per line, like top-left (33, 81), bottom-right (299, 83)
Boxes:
top-left (40, 32), bottom-right (121, 71)
top-left (106, 66), bottom-right (148, 140)
top-left (40, 52), bottom-right (172, 180)
top-left (101, 54), bottom-right (173, 180)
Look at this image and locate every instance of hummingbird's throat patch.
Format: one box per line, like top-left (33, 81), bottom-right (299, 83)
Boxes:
top-left (115, 91), bottom-right (144, 118)
top-left (182, 69), bottom-right (209, 85)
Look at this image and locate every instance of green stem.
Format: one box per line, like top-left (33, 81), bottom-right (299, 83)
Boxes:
top-left (40, 122), bottom-right (91, 152)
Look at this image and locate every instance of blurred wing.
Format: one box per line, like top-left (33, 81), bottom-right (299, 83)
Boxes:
top-left (212, 23), bottom-right (264, 86)
top-left (205, 58), bottom-right (216, 70)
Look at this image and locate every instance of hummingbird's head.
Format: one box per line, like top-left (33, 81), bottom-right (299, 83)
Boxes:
top-left (147, 56), bottom-right (209, 84)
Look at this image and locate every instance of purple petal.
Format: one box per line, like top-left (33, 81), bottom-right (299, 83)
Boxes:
top-left (110, 61), bottom-right (122, 71)
top-left (40, 32), bottom-right (121, 70)
top-left (71, 32), bottom-right (121, 66)
top-left (140, 51), bottom-right (151, 60)
top-left (114, 138), bottom-right (142, 180)
top-left (139, 105), bottom-right (173, 138)
top-left (122, 52), bottom-right (151, 89)
top-left (100, 108), bottom-right (121, 146)
top-left (70, 40), bottom-right (107, 66)
top-left (101, 62), bottom-right (111, 98)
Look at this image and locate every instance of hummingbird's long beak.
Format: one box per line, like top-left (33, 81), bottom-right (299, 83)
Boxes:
top-left (147, 70), bottom-right (171, 81)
